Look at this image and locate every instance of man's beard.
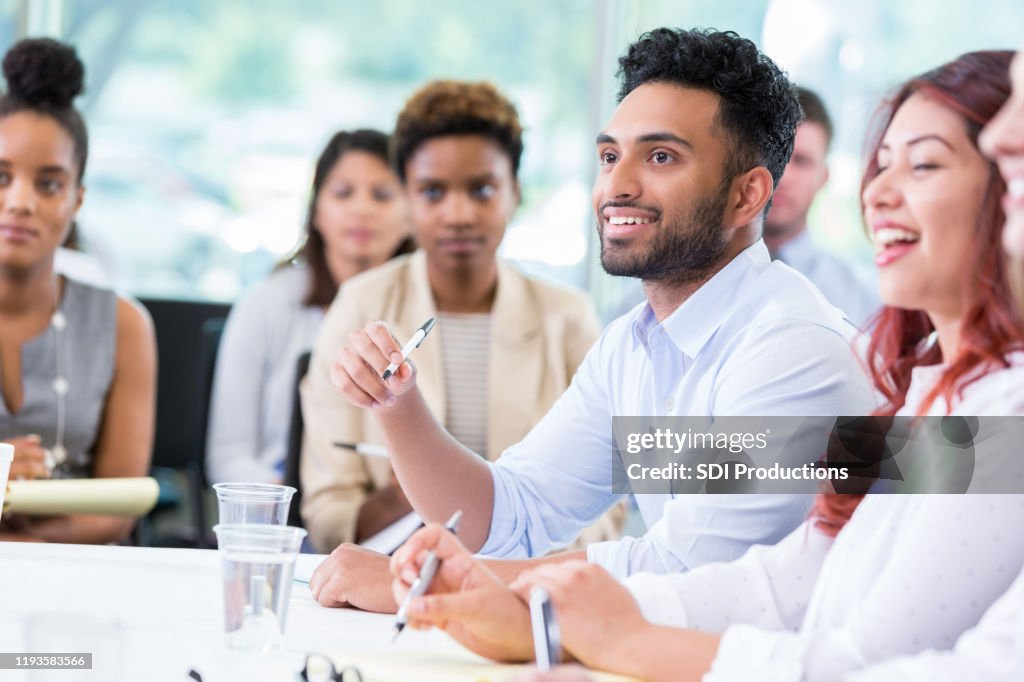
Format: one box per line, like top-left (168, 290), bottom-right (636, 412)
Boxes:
top-left (599, 182), bottom-right (731, 285)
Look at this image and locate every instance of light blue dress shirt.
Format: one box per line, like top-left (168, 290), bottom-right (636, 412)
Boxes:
top-left (481, 240), bottom-right (878, 578)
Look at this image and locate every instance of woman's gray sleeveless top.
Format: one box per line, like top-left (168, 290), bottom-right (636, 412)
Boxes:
top-left (0, 278), bottom-right (117, 478)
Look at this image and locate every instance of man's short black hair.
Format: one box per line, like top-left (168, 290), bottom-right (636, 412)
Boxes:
top-left (617, 27), bottom-right (801, 189)
top-left (795, 86), bottom-right (833, 150)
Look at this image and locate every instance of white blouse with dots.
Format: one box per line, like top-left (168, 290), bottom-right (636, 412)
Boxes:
top-left (623, 353), bottom-right (1024, 682)
top-left (845, 563), bottom-right (1024, 681)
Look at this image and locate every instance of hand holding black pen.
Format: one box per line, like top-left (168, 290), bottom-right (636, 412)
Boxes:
top-left (387, 520), bottom-right (536, 660)
top-left (383, 317), bottom-right (435, 380)
top-left (392, 509), bottom-right (462, 640)
top-left (329, 318), bottom-right (434, 410)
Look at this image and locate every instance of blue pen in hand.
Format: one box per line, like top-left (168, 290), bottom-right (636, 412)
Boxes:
top-left (392, 509), bottom-right (463, 641)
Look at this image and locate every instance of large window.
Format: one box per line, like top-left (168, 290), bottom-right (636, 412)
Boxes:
top-left (65, 0), bottom-right (597, 300)
top-left (4, 0), bottom-right (1021, 316)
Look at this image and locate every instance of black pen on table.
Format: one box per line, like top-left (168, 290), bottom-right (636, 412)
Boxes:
top-left (392, 509), bottom-right (463, 641)
top-left (382, 317), bottom-right (436, 380)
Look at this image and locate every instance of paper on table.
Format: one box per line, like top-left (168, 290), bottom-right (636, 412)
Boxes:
top-left (3, 477), bottom-right (159, 516)
top-left (330, 649), bottom-right (638, 682)
top-left (359, 511), bottom-right (424, 555)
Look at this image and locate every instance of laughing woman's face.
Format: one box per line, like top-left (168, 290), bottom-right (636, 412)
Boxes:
top-left (862, 93), bottom-right (991, 319)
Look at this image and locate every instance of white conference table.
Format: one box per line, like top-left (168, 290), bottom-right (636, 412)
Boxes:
top-left (0, 542), bottom-right (524, 682)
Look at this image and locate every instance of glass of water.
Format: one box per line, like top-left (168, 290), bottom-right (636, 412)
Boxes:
top-left (212, 483), bottom-right (295, 525)
top-left (213, 523), bottom-right (307, 653)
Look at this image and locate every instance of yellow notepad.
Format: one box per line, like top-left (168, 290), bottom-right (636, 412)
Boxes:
top-left (3, 477), bottom-right (159, 516)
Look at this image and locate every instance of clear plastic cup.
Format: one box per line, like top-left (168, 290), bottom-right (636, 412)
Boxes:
top-left (0, 443), bottom-right (12, 520)
top-left (212, 483), bottom-right (295, 526)
top-left (213, 524), bottom-right (307, 653)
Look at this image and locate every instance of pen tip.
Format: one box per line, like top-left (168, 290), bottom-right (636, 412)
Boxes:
top-left (382, 369), bottom-right (393, 380)
top-left (392, 623), bottom-right (404, 642)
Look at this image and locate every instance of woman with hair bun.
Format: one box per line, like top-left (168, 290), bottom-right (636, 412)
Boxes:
top-left (0, 38), bottom-right (156, 544)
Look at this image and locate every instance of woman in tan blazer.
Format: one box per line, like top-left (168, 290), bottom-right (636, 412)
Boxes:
top-left (300, 80), bottom-right (619, 554)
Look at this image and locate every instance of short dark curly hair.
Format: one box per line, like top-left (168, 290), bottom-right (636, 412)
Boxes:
top-left (617, 28), bottom-right (801, 189)
top-left (392, 80), bottom-right (523, 183)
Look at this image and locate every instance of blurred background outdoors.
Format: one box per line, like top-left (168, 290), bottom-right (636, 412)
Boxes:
top-left (1, 0), bottom-right (1022, 319)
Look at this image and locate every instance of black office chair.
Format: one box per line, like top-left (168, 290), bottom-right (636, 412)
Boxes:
top-left (192, 316), bottom-right (227, 546)
top-left (139, 298), bottom-right (230, 548)
top-left (283, 351), bottom-right (312, 529)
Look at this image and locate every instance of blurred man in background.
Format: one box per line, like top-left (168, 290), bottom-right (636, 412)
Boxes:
top-left (764, 86), bottom-right (881, 329)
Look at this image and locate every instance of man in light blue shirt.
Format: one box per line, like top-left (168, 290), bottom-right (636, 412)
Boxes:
top-left (483, 238), bottom-right (873, 577)
top-left (307, 28), bottom-right (876, 610)
top-left (764, 87), bottom-right (882, 330)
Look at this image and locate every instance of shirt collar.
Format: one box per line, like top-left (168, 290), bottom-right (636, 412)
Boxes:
top-left (631, 240), bottom-right (772, 358)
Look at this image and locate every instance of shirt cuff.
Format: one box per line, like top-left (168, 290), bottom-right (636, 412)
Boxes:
top-left (585, 539), bottom-right (628, 579)
top-left (844, 660), bottom-right (929, 682)
top-left (478, 463), bottom-right (529, 559)
top-left (704, 625), bottom-right (807, 682)
top-left (622, 572), bottom-right (690, 629)
top-left (586, 532), bottom-right (688, 581)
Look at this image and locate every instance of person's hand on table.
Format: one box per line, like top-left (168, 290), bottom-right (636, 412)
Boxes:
top-left (511, 666), bottom-right (596, 682)
top-left (330, 321), bottom-right (418, 412)
top-left (511, 561), bottom-right (650, 672)
top-left (309, 544), bottom-right (398, 613)
top-left (5, 435), bottom-right (50, 480)
top-left (391, 523), bottom-right (534, 662)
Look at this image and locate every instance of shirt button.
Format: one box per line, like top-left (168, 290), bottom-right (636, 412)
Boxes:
top-left (664, 397), bottom-right (675, 412)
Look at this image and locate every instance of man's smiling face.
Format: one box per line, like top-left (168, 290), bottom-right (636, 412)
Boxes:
top-left (593, 82), bottom-right (735, 284)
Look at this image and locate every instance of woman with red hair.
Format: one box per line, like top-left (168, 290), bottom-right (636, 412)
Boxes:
top-left (384, 51), bottom-right (1024, 682)
top-left (813, 46), bottom-right (1024, 534)
top-left (838, 45), bottom-right (1024, 682)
